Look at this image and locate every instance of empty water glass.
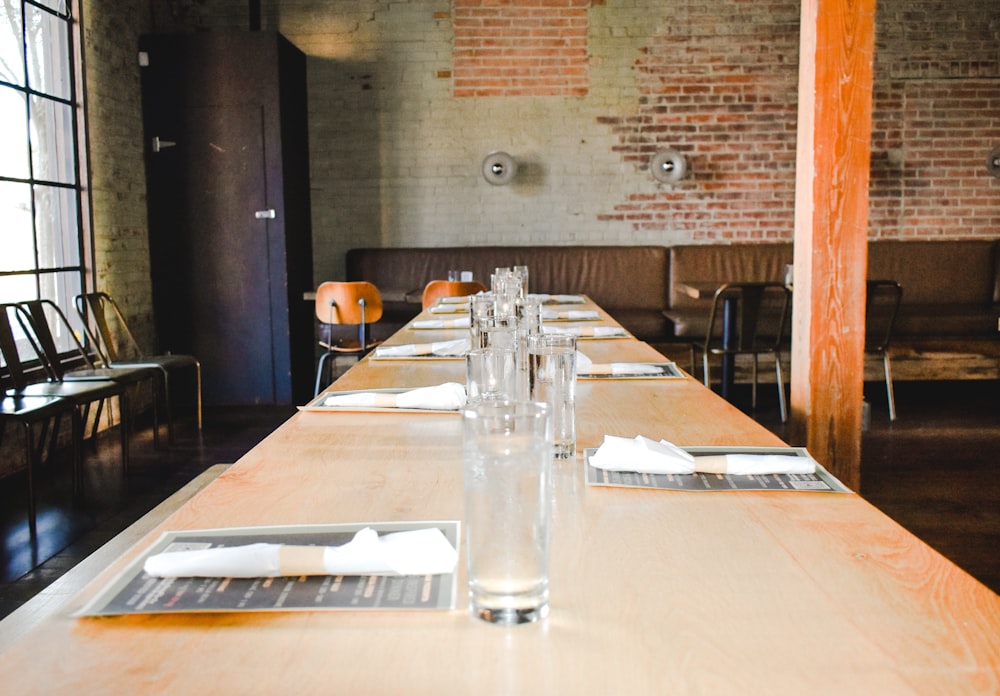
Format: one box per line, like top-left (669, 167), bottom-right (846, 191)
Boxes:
top-left (466, 348), bottom-right (516, 404)
top-left (526, 333), bottom-right (577, 459)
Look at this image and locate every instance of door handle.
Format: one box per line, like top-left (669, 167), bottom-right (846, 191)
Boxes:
top-left (255, 209), bottom-right (276, 219)
top-left (151, 136), bottom-right (176, 153)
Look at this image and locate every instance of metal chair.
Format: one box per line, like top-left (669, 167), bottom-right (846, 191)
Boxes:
top-left (75, 292), bottom-right (202, 442)
top-left (690, 282), bottom-right (792, 422)
top-left (1, 304), bottom-right (126, 529)
top-left (314, 281), bottom-right (384, 395)
top-left (866, 280), bottom-right (903, 422)
top-left (421, 280), bottom-right (487, 310)
top-left (0, 392), bottom-right (80, 537)
top-left (1, 313), bottom-right (82, 537)
top-left (18, 299), bottom-right (165, 449)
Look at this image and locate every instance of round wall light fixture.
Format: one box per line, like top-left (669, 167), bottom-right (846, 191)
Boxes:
top-left (482, 151), bottom-right (517, 186)
top-left (649, 148), bottom-right (689, 184)
top-left (987, 146), bottom-right (1000, 179)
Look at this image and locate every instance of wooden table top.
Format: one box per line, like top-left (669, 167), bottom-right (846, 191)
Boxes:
top-left (0, 299), bottom-right (997, 693)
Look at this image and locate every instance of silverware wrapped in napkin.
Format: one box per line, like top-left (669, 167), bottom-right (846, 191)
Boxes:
top-left (589, 435), bottom-right (817, 475)
top-left (527, 294), bottom-right (586, 304)
top-left (374, 338), bottom-right (470, 357)
top-left (575, 352), bottom-right (663, 377)
top-left (412, 317), bottom-right (471, 329)
top-left (143, 527), bottom-right (458, 578)
top-left (320, 382), bottom-right (467, 410)
top-left (543, 325), bottom-right (629, 338)
top-left (541, 309), bottom-right (600, 321)
top-left (429, 303), bottom-right (469, 314)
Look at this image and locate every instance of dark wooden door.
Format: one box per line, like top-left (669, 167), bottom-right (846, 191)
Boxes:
top-left (140, 32), bottom-right (313, 406)
top-left (146, 103), bottom-right (279, 405)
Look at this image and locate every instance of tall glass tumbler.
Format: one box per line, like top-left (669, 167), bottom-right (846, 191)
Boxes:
top-left (466, 348), bottom-right (516, 404)
top-left (463, 400), bottom-right (553, 624)
top-left (512, 265), bottom-right (529, 297)
top-left (526, 333), bottom-right (577, 459)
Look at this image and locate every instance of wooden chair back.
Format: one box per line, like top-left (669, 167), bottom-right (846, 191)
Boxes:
top-left (314, 281), bottom-right (384, 327)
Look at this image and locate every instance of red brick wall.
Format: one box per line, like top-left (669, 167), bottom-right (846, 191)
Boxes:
top-left (453, 0), bottom-right (589, 97)
top-left (590, 0), bottom-right (999, 242)
top-left (596, 1), bottom-right (802, 241)
top-left (868, 0), bottom-right (1000, 240)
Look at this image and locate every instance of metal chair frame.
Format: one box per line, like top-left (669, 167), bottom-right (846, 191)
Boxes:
top-left (75, 292), bottom-right (202, 442)
top-left (690, 282), bottom-right (792, 422)
top-left (866, 279), bottom-right (903, 422)
top-left (18, 299), bottom-right (165, 449)
top-left (1, 304), bottom-right (120, 532)
top-left (314, 281), bottom-right (384, 396)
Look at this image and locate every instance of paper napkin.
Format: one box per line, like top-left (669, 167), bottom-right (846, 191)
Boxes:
top-left (143, 527), bottom-right (459, 578)
top-left (527, 294), bottom-right (586, 304)
top-left (575, 352), bottom-right (663, 377)
top-left (542, 325), bottom-right (628, 338)
top-left (374, 338), bottom-right (470, 357)
top-left (588, 435), bottom-right (817, 475)
top-left (541, 309), bottom-right (600, 321)
top-left (321, 382), bottom-right (467, 410)
top-left (429, 303), bottom-right (469, 314)
top-left (412, 317), bottom-right (472, 329)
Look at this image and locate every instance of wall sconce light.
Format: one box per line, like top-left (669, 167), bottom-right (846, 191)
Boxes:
top-left (649, 148), bottom-right (689, 184)
top-left (987, 146), bottom-right (1000, 179)
top-left (482, 151), bottom-right (517, 186)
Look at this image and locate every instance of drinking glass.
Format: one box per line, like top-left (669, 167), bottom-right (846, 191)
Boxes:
top-left (466, 348), bottom-right (516, 404)
top-left (526, 333), bottom-right (577, 459)
top-left (463, 400), bottom-right (552, 624)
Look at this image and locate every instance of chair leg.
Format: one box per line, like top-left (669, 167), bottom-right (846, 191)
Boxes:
top-left (150, 377), bottom-right (162, 450)
top-left (70, 410), bottom-right (83, 499)
top-left (883, 352), bottom-right (896, 422)
top-left (702, 353), bottom-right (710, 388)
top-left (315, 352), bottom-right (333, 397)
top-left (774, 354), bottom-right (787, 423)
top-left (119, 392), bottom-right (130, 475)
top-left (193, 361), bottom-right (203, 432)
top-left (20, 422), bottom-right (37, 538)
top-left (751, 354), bottom-right (759, 410)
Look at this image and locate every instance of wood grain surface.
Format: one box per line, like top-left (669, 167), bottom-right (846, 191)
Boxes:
top-left (0, 299), bottom-right (996, 694)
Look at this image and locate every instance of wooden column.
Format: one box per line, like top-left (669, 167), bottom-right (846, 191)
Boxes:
top-left (790, 0), bottom-right (876, 491)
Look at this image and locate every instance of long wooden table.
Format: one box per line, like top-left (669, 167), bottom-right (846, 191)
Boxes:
top-left (0, 299), bottom-right (997, 693)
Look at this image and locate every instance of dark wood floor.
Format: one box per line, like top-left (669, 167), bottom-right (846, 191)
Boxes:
top-left (0, 379), bottom-right (996, 621)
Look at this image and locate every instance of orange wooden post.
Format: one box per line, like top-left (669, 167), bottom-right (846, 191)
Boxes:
top-left (790, 0), bottom-right (877, 491)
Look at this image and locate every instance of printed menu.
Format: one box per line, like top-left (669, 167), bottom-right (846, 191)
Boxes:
top-left (78, 521), bottom-right (459, 616)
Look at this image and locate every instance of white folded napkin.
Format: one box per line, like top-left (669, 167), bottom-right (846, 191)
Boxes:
top-left (543, 325), bottom-right (628, 338)
top-left (412, 317), bottom-right (471, 329)
top-left (589, 435), bottom-right (817, 475)
top-left (429, 303), bottom-right (468, 314)
top-left (575, 352), bottom-right (662, 376)
top-left (439, 294), bottom-right (480, 304)
top-left (374, 338), bottom-right (470, 357)
top-left (541, 309), bottom-right (600, 321)
top-left (321, 382), bottom-right (467, 410)
top-left (143, 527), bottom-right (459, 578)
top-left (528, 294), bottom-right (586, 304)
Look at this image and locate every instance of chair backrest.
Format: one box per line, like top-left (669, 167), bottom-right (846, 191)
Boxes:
top-left (865, 280), bottom-right (902, 352)
top-left (314, 282), bottom-right (384, 326)
top-left (421, 280), bottom-right (487, 309)
top-left (702, 282), bottom-right (792, 353)
top-left (0, 304), bottom-right (40, 391)
top-left (75, 292), bottom-right (144, 363)
top-left (18, 300), bottom-right (101, 381)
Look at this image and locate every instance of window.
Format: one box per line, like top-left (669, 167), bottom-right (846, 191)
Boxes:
top-left (0, 0), bottom-right (87, 352)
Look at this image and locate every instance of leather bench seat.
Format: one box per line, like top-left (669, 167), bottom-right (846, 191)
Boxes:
top-left (345, 245), bottom-right (673, 343)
